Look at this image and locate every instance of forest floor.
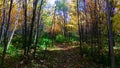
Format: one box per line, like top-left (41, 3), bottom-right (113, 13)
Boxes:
top-left (0, 43), bottom-right (120, 68)
top-left (18, 43), bottom-right (103, 68)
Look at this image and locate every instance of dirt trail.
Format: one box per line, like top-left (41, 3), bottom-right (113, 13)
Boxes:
top-left (56, 44), bottom-right (72, 67)
top-left (45, 44), bottom-right (81, 68)
top-left (56, 44), bottom-right (72, 50)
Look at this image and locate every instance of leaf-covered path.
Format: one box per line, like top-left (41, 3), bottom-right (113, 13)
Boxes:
top-left (35, 43), bottom-right (97, 68)
top-left (0, 43), bottom-right (105, 68)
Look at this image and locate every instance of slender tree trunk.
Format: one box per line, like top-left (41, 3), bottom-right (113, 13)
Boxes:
top-left (0, 0), bottom-right (7, 44)
top-left (77, 0), bottom-right (82, 56)
top-left (27, 0), bottom-right (38, 61)
top-left (7, 0), bottom-right (21, 49)
top-left (63, 10), bottom-right (67, 38)
top-left (89, 4), bottom-right (94, 57)
top-left (94, 0), bottom-right (101, 56)
top-left (1, 0), bottom-right (13, 67)
top-left (106, 0), bottom-right (115, 67)
top-left (33, 0), bottom-right (43, 59)
top-left (23, 0), bottom-right (28, 56)
top-left (43, 43), bottom-right (48, 60)
top-left (51, 5), bottom-right (56, 46)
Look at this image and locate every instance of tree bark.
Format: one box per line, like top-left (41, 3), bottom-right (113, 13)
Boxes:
top-left (33, 0), bottom-right (43, 59)
top-left (1, 0), bottom-right (13, 67)
top-left (0, 0), bottom-right (7, 44)
top-left (23, 0), bottom-right (28, 56)
top-left (77, 0), bottom-right (83, 56)
top-left (106, 0), bottom-right (115, 68)
top-left (27, 0), bottom-right (38, 61)
top-left (7, 0), bottom-right (21, 49)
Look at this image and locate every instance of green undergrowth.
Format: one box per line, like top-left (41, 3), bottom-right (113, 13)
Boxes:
top-left (0, 42), bottom-right (120, 68)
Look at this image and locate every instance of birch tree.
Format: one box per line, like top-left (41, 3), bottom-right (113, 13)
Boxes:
top-left (7, 0), bottom-right (21, 49)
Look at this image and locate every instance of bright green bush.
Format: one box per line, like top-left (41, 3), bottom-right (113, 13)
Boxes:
top-left (40, 38), bottom-right (52, 45)
top-left (0, 46), bottom-right (3, 54)
top-left (55, 34), bottom-right (65, 43)
top-left (7, 44), bottom-right (20, 57)
top-left (38, 38), bottom-right (52, 49)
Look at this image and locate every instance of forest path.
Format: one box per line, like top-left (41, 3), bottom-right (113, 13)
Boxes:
top-left (56, 43), bottom-right (76, 50)
top-left (43, 43), bottom-right (82, 68)
top-left (3, 43), bottom-right (98, 68)
top-left (55, 44), bottom-right (75, 67)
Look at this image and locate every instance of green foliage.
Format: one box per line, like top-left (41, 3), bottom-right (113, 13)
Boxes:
top-left (55, 34), bottom-right (65, 43)
top-left (40, 38), bottom-right (52, 45)
top-left (39, 38), bottom-right (52, 49)
top-left (0, 46), bottom-right (3, 55)
top-left (115, 34), bottom-right (120, 43)
top-left (7, 44), bottom-right (20, 57)
top-left (12, 35), bottom-right (23, 49)
top-left (66, 32), bottom-right (79, 42)
top-left (112, 13), bottom-right (120, 33)
top-left (41, 32), bottom-right (51, 39)
top-left (56, 0), bottom-right (68, 11)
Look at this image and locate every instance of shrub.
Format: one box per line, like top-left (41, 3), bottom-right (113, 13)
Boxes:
top-left (12, 35), bottom-right (23, 48)
top-left (38, 38), bottom-right (52, 49)
top-left (7, 44), bottom-right (20, 57)
top-left (55, 34), bottom-right (65, 43)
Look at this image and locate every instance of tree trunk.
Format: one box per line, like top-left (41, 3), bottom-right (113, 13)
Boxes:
top-left (51, 5), bottom-right (57, 46)
top-left (0, 0), bottom-right (8, 44)
top-left (106, 0), bottom-right (115, 68)
top-left (33, 0), bottom-right (43, 59)
top-left (1, 0), bottom-right (13, 67)
top-left (7, 0), bottom-right (21, 49)
top-left (27, 0), bottom-right (38, 62)
top-left (77, 0), bottom-right (83, 56)
top-left (23, 0), bottom-right (28, 56)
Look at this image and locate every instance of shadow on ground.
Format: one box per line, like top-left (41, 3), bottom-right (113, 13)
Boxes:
top-left (0, 44), bottom-right (120, 68)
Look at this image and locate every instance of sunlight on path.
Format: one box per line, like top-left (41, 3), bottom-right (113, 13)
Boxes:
top-left (48, 44), bottom-right (79, 51)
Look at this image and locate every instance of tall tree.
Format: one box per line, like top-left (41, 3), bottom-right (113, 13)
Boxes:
top-left (23, 0), bottom-right (28, 56)
top-left (1, 0), bottom-right (13, 67)
top-left (106, 0), bottom-right (115, 67)
top-left (77, 0), bottom-right (83, 56)
top-left (51, 2), bottom-right (57, 46)
top-left (7, 0), bottom-right (21, 49)
top-left (0, 0), bottom-right (7, 44)
top-left (27, 0), bottom-right (38, 60)
top-left (33, 0), bottom-right (43, 59)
